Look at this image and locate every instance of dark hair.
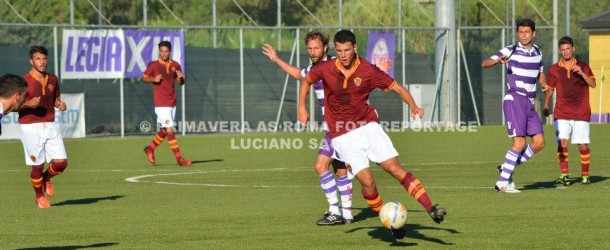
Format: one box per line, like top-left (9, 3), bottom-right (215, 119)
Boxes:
top-left (304, 31), bottom-right (329, 47)
top-left (158, 41), bottom-right (172, 51)
top-left (334, 30), bottom-right (357, 45)
top-left (516, 18), bottom-right (536, 32)
top-left (0, 73), bottom-right (28, 99)
top-left (558, 36), bottom-right (574, 47)
top-left (30, 46), bottom-right (48, 59)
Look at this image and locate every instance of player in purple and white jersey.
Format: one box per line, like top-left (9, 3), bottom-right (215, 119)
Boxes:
top-left (482, 18), bottom-right (550, 193)
top-left (263, 31), bottom-right (353, 225)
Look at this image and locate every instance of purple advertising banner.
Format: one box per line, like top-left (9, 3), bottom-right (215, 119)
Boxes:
top-left (61, 29), bottom-right (184, 79)
top-left (123, 30), bottom-right (184, 79)
top-left (366, 32), bottom-right (395, 78)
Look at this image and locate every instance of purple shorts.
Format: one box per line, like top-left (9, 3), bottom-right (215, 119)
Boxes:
top-left (503, 94), bottom-right (543, 137)
top-left (318, 132), bottom-right (335, 157)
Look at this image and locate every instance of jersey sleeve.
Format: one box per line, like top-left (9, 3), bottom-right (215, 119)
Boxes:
top-left (583, 64), bottom-right (595, 79)
top-left (305, 64), bottom-right (322, 84)
top-left (53, 75), bottom-right (61, 100)
top-left (370, 65), bottom-right (396, 92)
top-left (490, 47), bottom-right (510, 60)
top-left (143, 62), bottom-right (155, 77)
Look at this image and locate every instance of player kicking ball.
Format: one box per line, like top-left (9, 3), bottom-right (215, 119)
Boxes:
top-left (19, 46), bottom-right (67, 208)
top-left (142, 41), bottom-right (191, 167)
top-left (298, 30), bottom-right (446, 238)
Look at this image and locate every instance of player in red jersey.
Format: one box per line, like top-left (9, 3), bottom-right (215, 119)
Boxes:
top-left (142, 41), bottom-right (191, 167)
top-left (0, 74), bottom-right (28, 136)
top-left (543, 36), bottom-right (596, 185)
top-left (298, 30), bottom-right (446, 238)
top-left (19, 46), bottom-right (67, 208)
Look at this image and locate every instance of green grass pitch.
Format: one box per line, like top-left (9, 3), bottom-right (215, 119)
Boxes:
top-left (1, 125), bottom-right (609, 249)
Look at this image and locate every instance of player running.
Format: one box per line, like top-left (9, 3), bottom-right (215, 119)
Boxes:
top-left (142, 41), bottom-right (191, 167)
top-left (19, 46), bottom-right (68, 208)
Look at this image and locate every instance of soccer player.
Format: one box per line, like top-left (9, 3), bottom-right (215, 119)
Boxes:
top-left (262, 31), bottom-right (354, 225)
top-left (297, 30), bottom-right (446, 238)
top-left (142, 41), bottom-right (191, 167)
top-left (543, 36), bottom-right (596, 185)
top-left (19, 46), bottom-right (68, 208)
top-left (481, 18), bottom-right (549, 193)
top-left (0, 74), bottom-right (29, 136)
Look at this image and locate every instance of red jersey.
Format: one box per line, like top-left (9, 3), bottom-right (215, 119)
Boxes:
top-left (547, 60), bottom-right (594, 121)
top-left (18, 72), bottom-right (60, 124)
top-left (306, 56), bottom-right (396, 139)
top-left (143, 59), bottom-right (183, 107)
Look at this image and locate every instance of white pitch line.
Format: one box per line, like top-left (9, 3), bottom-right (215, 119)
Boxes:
top-left (124, 168), bottom-right (610, 190)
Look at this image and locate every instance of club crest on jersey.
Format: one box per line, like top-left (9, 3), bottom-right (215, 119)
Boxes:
top-left (354, 77), bottom-right (362, 87)
top-left (171, 67), bottom-right (176, 72)
top-left (47, 84), bottom-right (54, 92)
top-left (30, 155), bottom-right (36, 162)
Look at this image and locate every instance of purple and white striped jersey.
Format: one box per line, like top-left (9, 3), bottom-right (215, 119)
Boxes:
top-left (491, 42), bottom-right (543, 98)
top-left (300, 56), bottom-right (332, 116)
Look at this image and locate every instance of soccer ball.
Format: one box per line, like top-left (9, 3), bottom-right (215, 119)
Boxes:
top-left (379, 201), bottom-right (408, 229)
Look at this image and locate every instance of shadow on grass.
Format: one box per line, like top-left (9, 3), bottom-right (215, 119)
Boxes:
top-left (15, 242), bottom-right (118, 250)
top-left (521, 175), bottom-right (609, 190)
top-left (191, 159), bottom-right (224, 164)
top-left (53, 195), bottom-right (125, 206)
top-left (153, 159), bottom-right (224, 167)
top-left (349, 207), bottom-right (459, 246)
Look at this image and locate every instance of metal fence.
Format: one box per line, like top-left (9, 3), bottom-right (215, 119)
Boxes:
top-left (0, 23), bottom-right (569, 136)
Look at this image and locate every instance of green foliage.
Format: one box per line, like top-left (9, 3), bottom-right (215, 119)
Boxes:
top-left (0, 0), bottom-right (609, 54)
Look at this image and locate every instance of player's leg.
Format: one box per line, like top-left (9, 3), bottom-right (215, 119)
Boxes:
top-left (42, 122), bottom-right (68, 197)
top-left (331, 129), bottom-right (383, 213)
top-left (555, 120), bottom-right (572, 185)
top-left (20, 123), bottom-right (50, 208)
top-left (572, 121), bottom-right (591, 184)
top-left (144, 126), bottom-right (168, 164)
top-left (517, 105), bottom-right (545, 165)
top-left (163, 107), bottom-right (191, 166)
top-left (331, 160), bottom-right (352, 223)
top-left (313, 152), bottom-right (342, 225)
top-left (496, 96), bottom-right (527, 193)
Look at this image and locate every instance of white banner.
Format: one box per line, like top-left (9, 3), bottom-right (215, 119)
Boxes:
top-left (0, 93), bottom-right (86, 140)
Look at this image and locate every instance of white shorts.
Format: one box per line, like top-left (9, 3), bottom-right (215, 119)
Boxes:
top-left (155, 107), bottom-right (176, 128)
top-left (331, 122), bottom-right (399, 178)
top-left (20, 122), bottom-right (67, 166)
top-left (556, 119), bottom-right (590, 144)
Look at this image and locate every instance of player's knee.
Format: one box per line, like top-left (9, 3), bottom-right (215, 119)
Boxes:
top-left (313, 162), bottom-right (329, 175)
top-left (578, 144), bottom-right (589, 151)
top-left (52, 159), bottom-right (68, 172)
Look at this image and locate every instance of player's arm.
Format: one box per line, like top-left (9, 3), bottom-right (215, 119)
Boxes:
top-left (543, 87), bottom-right (554, 117)
top-left (482, 49), bottom-right (510, 68)
top-left (297, 77), bottom-right (314, 125)
top-left (481, 56), bottom-right (509, 68)
top-left (262, 44), bottom-right (303, 80)
top-left (538, 72), bottom-right (550, 92)
top-left (22, 96), bottom-right (41, 108)
top-left (142, 74), bottom-right (162, 83)
top-left (176, 66), bottom-right (185, 85)
top-left (388, 82), bottom-right (424, 119)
